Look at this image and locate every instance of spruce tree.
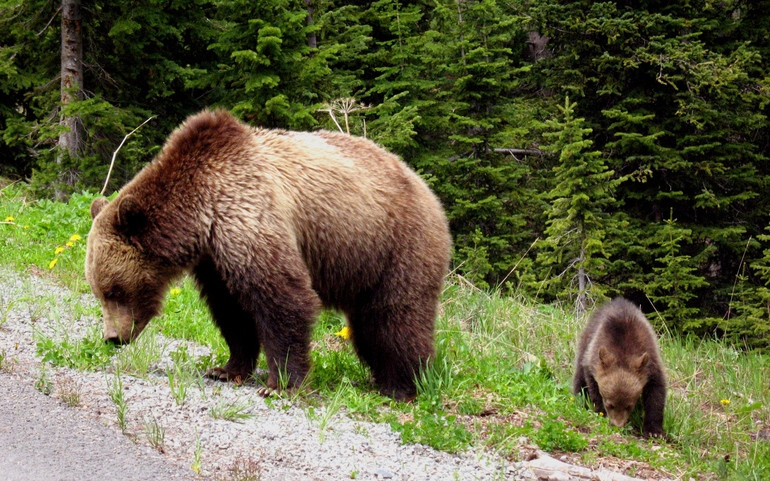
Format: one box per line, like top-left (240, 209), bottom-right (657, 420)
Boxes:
top-left (536, 97), bottom-right (622, 313)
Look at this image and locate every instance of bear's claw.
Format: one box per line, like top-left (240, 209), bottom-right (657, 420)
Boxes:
top-left (205, 367), bottom-right (247, 386)
top-left (255, 386), bottom-right (277, 398)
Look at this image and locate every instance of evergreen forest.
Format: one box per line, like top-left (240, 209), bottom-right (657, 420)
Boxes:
top-left (1, 0), bottom-right (769, 348)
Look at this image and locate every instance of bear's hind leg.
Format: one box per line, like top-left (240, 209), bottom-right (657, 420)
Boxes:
top-left (236, 258), bottom-right (321, 394)
top-left (194, 257), bottom-right (260, 385)
top-left (349, 299), bottom-right (435, 402)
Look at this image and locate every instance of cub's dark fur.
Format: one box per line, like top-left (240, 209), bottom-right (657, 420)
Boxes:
top-left (573, 298), bottom-right (667, 437)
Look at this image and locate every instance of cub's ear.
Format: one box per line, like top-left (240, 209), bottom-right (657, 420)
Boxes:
top-left (90, 198), bottom-right (110, 219)
top-left (633, 352), bottom-right (650, 371)
top-left (115, 195), bottom-right (147, 240)
top-left (598, 346), bottom-right (614, 368)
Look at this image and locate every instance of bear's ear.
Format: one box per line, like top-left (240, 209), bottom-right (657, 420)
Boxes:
top-left (632, 352), bottom-right (650, 372)
top-left (598, 346), bottom-right (614, 368)
top-left (90, 198), bottom-right (110, 219)
top-left (115, 195), bottom-right (147, 240)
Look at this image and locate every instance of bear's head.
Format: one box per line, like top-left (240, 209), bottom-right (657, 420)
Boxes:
top-left (86, 196), bottom-right (175, 344)
top-left (595, 346), bottom-right (649, 428)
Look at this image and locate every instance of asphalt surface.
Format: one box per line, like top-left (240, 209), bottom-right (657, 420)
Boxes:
top-left (0, 374), bottom-right (203, 481)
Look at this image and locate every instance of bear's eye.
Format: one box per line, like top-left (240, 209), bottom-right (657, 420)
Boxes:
top-left (104, 286), bottom-right (125, 301)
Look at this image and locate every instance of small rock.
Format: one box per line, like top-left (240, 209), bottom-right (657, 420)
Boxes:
top-left (374, 468), bottom-right (394, 478)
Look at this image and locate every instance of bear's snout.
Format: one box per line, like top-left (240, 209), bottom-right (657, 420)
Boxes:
top-left (104, 334), bottom-right (127, 345)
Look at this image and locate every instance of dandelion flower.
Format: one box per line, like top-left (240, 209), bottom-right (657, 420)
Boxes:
top-left (170, 288), bottom-right (182, 296)
top-left (48, 258), bottom-right (58, 269)
top-left (720, 399), bottom-right (730, 406)
top-left (66, 241), bottom-right (74, 247)
top-left (54, 246), bottom-right (65, 255)
top-left (335, 326), bottom-right (351, 340)
top-left (23, 225), bottom-right (29, 229)
top-left (4, 215), bottom-right (14, 223)
top-left (69, 234), bottom-right (82, 242)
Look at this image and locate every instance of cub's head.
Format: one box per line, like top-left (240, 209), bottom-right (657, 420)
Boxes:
top-left (595, 346), bottom-right (649, 428)
top-left (86, 196), bottom-right (173, 344)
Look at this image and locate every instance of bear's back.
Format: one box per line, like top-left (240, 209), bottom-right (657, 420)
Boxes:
top-left (580, 298), bottom-right (662, 371)
top-left (262, 129), bottom-right (450, 306)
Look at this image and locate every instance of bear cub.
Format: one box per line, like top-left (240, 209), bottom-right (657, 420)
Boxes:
top-left (573, 297), bottom-right (667, 438)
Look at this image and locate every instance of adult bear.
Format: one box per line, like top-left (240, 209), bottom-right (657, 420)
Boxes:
top-left (86, 109), bottom-right (452, 401)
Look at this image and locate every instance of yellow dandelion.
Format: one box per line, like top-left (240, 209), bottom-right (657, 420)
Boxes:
top-left (335, 326), bottom-right (351, 340)
top-left (4, 215), bottom-right (14, 223)
top-left (54, 246), bottom-right (65, 255)
top-left (48, 258), bottom-right (58, 269)
top-left (599, 411), bottom-right (604, 417)
top-left (69, 233), bottom-right (82, 242)
top-left (170, 288), bottom-right (182, 296)
top-left (66, 241), bottom-right (74, 247)
top-left (23, 225), bottom-right (29, 229)
top-left (720, 399), bottom-right (730, 406)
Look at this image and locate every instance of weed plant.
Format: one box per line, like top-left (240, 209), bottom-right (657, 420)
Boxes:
top-left (210, 398), bottom-right (254, 423)
top-left (2, 181), bottom-right (770, 479)
top-left (191, 430), bottom-right (203, 475)
top-left (226, 456), bottom-right (262, 481)
top-left (143, 416), bottom-right (166, 453)
top-left (108, 367), bottom-right (128, 432)
top-left (35, 363), bottom-right (53, 395)
top-left (114, 327), bottom-right (163, 377)
top-left (58, 376), bottom-right (81, 407)
top-left (36, 324), bottom-right (115, 371)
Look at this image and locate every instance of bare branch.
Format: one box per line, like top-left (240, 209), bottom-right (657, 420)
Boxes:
top-left (492, 147), bottom-right (548, 157)
top-left (325, 108), bottom-right (344, 133)
top-left (36, 6), bottom-right (62, 36)
top-left (100, 116), bottom-right (155, 196)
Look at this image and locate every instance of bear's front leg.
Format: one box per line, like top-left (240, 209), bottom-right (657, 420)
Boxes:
top-left (585, 374), bottom-right (606, 414)
top-left (194, 256), bottom-right (261, 385)
top-left (642, 376), bottom-right (666, 438)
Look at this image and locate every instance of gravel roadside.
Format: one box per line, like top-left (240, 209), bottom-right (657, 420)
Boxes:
top-left (0, 268), bottom-right (530, 481)
top-left (0, 267), bottom-right (662, 481)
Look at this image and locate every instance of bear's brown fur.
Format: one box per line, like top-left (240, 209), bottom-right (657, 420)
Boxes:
top-left (86, 109), bottom-right (452, 401)
top-left (573, 297), bottom-right (667, 437)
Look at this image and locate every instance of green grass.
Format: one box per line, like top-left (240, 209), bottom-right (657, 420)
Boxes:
top-left (3, 178), bottom-right (770, 479)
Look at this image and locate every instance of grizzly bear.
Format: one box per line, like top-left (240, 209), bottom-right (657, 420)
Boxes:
top-left (573, 298), bottom-right (667, 437)
top-left (85, 109), bottom-right (452, 401)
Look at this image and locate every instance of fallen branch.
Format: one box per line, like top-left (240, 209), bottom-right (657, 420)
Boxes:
top-left (100, 116), bottom-right (155, 196)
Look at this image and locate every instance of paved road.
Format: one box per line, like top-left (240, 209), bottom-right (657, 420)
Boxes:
top-left (0, 374), bottom-right (203, 481)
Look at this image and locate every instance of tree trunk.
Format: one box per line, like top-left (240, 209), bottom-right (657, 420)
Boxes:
top-left (56, 0), bottom-right (83, 200)
top-left (305, 0), bottom-right (316, 49)
top-left (577, 264), bottom-right (587, 316)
